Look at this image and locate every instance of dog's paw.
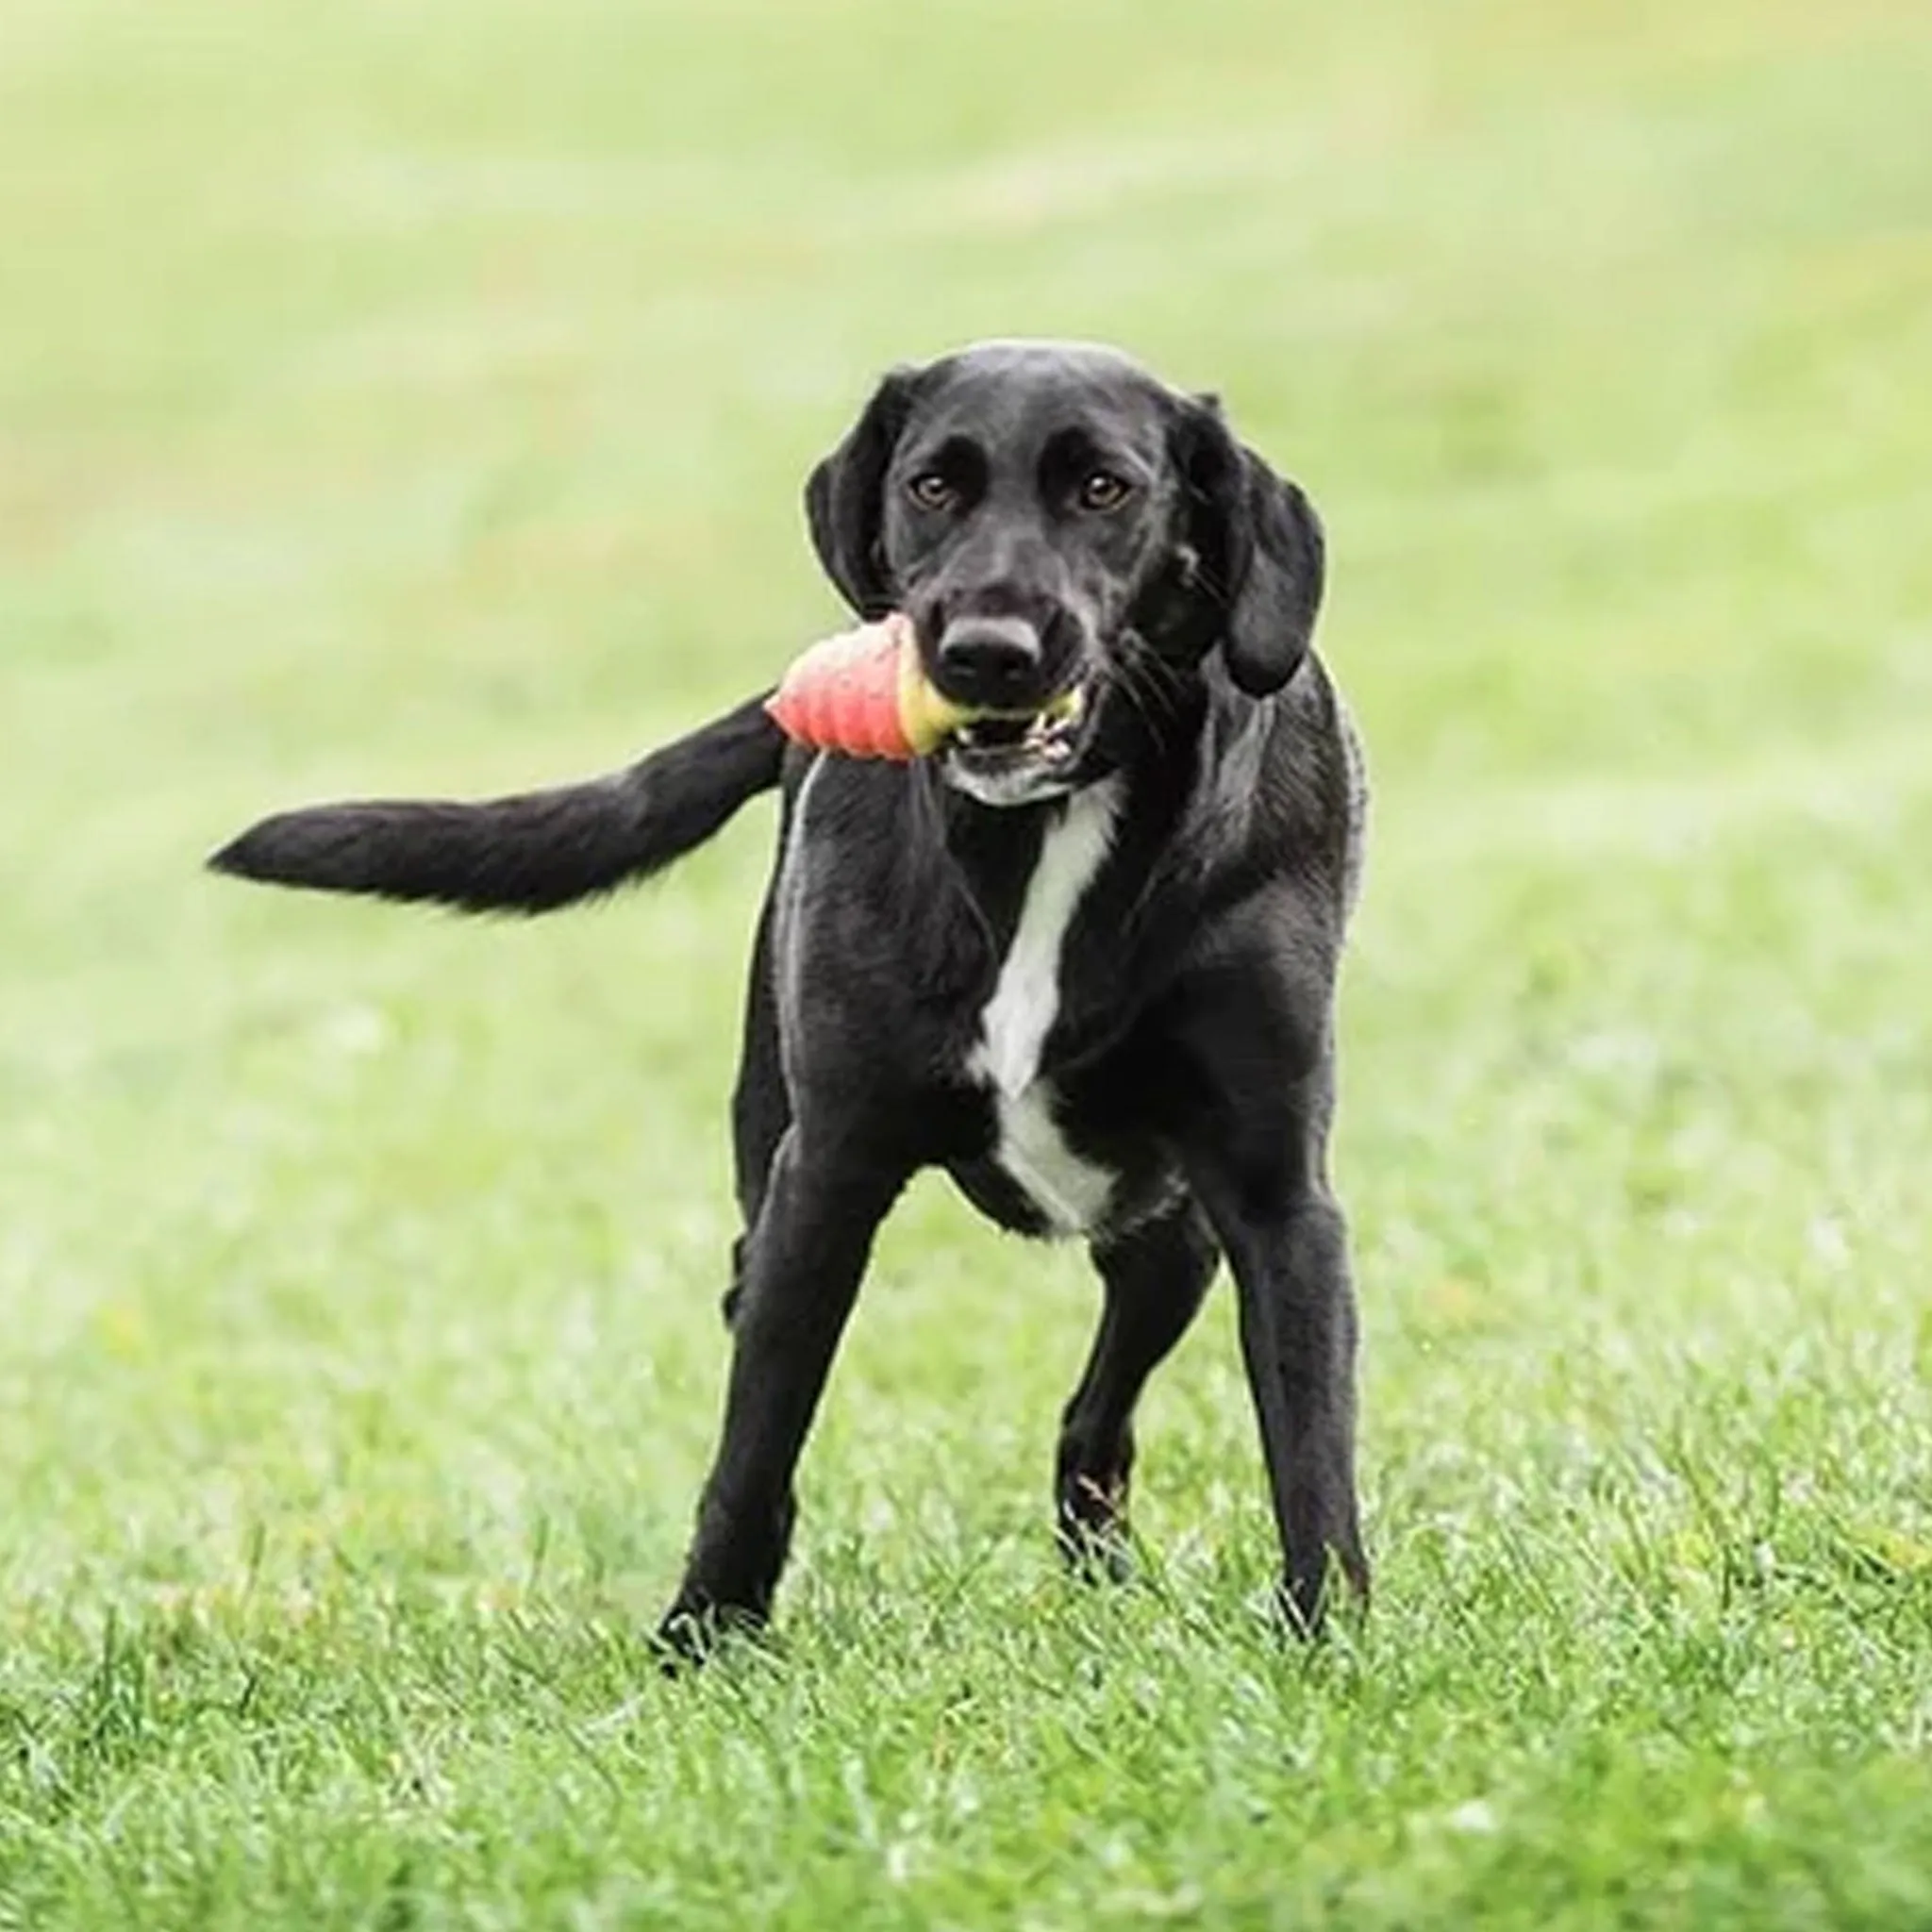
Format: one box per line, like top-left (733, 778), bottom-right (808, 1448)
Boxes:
top-left (1275, 1547), bottom-right (1372, 1641)
top-left (650, 1596), bottom-right (771, 1675)
top-left (1055, 1471), bottom-right (1137, 1584)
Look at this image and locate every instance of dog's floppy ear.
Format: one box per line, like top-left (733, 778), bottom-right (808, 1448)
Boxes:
top-left (1180, 394), bottom-right (1326, 696)
top-left (805, 365), bottom-right (922, 619)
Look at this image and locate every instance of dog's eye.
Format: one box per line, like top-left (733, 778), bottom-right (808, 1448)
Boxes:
top-left (1077, 470), bottom-right (1134, 512)
top-left (906, 472), bottom-right (958, 512)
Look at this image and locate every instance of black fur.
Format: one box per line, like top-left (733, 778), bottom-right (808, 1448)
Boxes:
top-left (1182, 397), bottom-right (1328, 697)
top-left (212, 341), bottom-right (1372, 1658)
top-left (804, 365), bottom-right (921, 620)
top-left (209, 694), bottom-right (783, 915)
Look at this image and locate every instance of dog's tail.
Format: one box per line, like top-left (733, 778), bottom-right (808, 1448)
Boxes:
top-left (208, 693), bottom-right (787, 916)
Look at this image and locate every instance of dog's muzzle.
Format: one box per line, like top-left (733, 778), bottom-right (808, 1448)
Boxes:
top-left (939, 682), bottom-right (1093, 807)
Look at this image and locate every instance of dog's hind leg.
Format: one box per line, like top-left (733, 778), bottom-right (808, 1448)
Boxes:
top-left (723, 896), bottom-right (791, 1328)
top-left (1057, 1197), bottom-right (1219, 1573)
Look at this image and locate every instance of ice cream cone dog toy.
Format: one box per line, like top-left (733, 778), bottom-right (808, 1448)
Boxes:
top-left (763, 612), bottom-right (1083, 763)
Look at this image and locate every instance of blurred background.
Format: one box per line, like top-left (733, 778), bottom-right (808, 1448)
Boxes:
top-left (4, 0), bottom-right (1932, 1916)
top-left (3, 0), bottom-right (1930, 1816)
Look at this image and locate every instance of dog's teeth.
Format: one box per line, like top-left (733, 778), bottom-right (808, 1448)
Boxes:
top-left (1024, 688), bottom-right (1087, 742)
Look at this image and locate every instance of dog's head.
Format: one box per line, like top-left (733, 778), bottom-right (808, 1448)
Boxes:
top-left (806, 340), bottom-right (1325, 806)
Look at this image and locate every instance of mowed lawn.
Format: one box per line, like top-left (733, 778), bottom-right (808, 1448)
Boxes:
top-left (4, 0), bottom-right (1932, 1924)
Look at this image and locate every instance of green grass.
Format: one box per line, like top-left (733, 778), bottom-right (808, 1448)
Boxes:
top-left (5, 0), bottom-right (1932, 1923)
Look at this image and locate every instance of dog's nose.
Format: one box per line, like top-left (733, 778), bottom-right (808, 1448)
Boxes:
top-left (936, 614), bottom-right (1042, 709)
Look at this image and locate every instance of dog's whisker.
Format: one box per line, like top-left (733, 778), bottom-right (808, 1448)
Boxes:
top-left (1108, 642), bottom-right (1188, 732)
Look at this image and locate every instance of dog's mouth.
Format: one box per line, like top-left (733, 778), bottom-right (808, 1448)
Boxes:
top-left (939, 685), bottom-right (1091, 804)
top-left (950, 684), bottom-right (1086, 759)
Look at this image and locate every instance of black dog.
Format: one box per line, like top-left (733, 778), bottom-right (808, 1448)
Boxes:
top-left (213, 340), bottom-right (1372, 1654)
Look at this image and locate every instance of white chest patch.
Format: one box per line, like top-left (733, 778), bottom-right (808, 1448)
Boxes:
top-left (967, 780), bottom-right (1123, 1235)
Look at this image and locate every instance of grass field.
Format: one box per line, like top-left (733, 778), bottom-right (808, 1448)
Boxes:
top-left (5, 0), bottom-right (1932, 1924)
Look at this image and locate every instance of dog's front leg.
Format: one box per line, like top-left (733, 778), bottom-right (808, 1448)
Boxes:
top-left (658, 1122), bottom-right (908, 1660)
top-left (1209, 1182), bottom-right (1369, 1634)
top-left (1177, 996), bottom-right (1369, 1636)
